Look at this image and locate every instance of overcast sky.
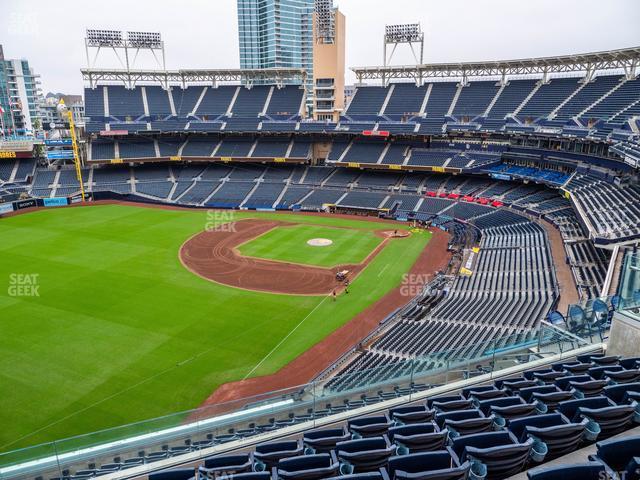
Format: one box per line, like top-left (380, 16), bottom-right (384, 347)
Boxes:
top-left (2, 0), bottom-right (639, 95)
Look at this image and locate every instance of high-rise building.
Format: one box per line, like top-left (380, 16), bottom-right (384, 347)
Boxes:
top-left (39, 94), bottom-right (84, 130)
top-left (237, 0), bottom-right (314, 91)
top-left (0, 45), bottom-right (43, 137)
top-left (312, 0), bottom-right (345, 121)
top-left (237, 0), bottom-right (345, 117)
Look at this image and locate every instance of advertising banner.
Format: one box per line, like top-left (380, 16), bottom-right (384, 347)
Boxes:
top-left (14, 199), bottom-right (37, 210)
top-left (44, 139), bottom-right (73, 146)
top-left (43, 197), bottom-right (68, 207)
top-left (0, 203), bottom-right (14, 215)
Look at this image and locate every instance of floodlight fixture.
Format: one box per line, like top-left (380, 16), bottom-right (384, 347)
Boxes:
top-left (383, 23), bottom-right (424, 66)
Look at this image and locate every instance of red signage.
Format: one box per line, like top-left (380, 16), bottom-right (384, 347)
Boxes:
top-left (362, 130), bottom-right (390, 137)
top-left (99, 130), bottom-right (129, 136)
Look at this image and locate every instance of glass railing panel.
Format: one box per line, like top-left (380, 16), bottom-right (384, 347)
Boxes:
top-left (0, 321), bottom-right (601, 479)
top-left (619, 253), bottom-right (640, 321)
top-left (0, 442), bottom-right (59, 480)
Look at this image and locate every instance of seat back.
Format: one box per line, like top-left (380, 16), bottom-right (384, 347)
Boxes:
top-left (203, 454), bottom-right (252, 472)
top-left (387, 451), bottom-right (471, 479)
top-left (555, 375), bottom-right (592, 391)
top-left (389, 423), bottom-right (447, 453)
top-left (526, 462), bottom-right (606, 480)
top-left (451, 431), bottom-right (513, 457)
top-left (595, 435), bottom-right (640, 471)
top-left (603, 382), bottom-right (640, 404)
top-left (389, 423), bottom-right (436, 439)
top-left (349, 416), bottom-right (391, 437)
top-left (462, 385), bottom-right (497, 398)
top-left (277, 453), bottom-right (333, 472)
top-left (591, 355), bottom-right (621, 366)
top-left (606, 369), bottom-right (640, 384)
top-left (453, 432), bottom-right (533, 478)
top-left (477, 396), bottom-right (522, 415)
top-left (428, 395), bottom-right (464, 408)
top-left (532, 391), bottom-right (574, 412)
top-left (432, 398), bottom-right (474, 412)
top-left (337, 437), bottom-right (388, 454)
top-left (569, 380), bottom-right (607, 398)
top-left (620, 357), bottom-right (640, 369)
top-left (304, 427), bottom-right (350, 453)
top-left (519, 385), bottom-right (559, 403)
top-left (507, 413), bottom-right (565, 440)
top-left (218, 473), bottom-right (271, 480)
top-left (336, 437), bottom-right (394, 471)
top-left (326, 474), bottom-right (384, 480)
top-left (588, 365), bottom-right (623, 380)
top-left (256, 440), bottom-right (299, 454)
top-left (149, 468), bottom-right (194, 480)
top-left (390, 405), bottom-right (435, 424)
top-left (558, 396), bottom-right (612, 420)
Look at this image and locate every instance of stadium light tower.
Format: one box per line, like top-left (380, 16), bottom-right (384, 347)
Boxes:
top-left (383, 23), bottom-right (424, 66)
top-left (85, 29), bottom-right (166, 71)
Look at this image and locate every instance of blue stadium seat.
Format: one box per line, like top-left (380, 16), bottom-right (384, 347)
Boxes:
top-left (389, 405), bottom-right (435, 425)
top-left (429, 395), bottom-right (474, 413)
top-left (336, 437), bottom-right (396, 473)
top-left (276, 453), bottom-right (340, 480)
top-left (387, 423), bottom-right (448, 454)
top-left (603, 383), bottom-right (640, 411)
top-left (348, 415), bottom-right (393, 438)
top-left (436, 409), bottom-right (495, 438)
top-left (198, 454), bottom-right (253, 477)
top-left (303, 427), bottom-right (351, 454)
top-left (148, 469), bottom-right (195, 480)
top-left (450, 431), bottom-right (535, 480)
top-left (508, 413), bottom-right (588, 459)
top-left (558, 396), bottom-right (636, 439)
top-left (254, 440), bottom-right (303, 469)
top-left (465, 387), bottom-right (509, 402)
top-left (605, 369), bottom-right (640, 385)
top-left (219, 473), bottom-right (271, 480)
top-left (526, 462), bottom-right (607, 480)
top-left (386, 451), bottom-right (471, 480)
top-left (477, 396), bottom-right (538, 425)
top-left (592, 435), bottom-right (640, 480)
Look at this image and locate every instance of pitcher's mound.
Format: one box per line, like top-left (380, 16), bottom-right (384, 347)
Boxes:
top-left (307, 238), bottom-right (333, 247)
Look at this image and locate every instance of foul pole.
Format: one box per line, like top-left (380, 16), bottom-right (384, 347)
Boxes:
top-left (64, 102), bottom-right (86, 202)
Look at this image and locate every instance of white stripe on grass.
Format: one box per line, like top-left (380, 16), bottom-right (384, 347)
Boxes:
top-left (242, 294), bottom-right (330, 380)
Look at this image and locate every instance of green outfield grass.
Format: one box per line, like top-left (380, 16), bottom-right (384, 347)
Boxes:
top-left (0, 205), bottom-right (431, 452)
top-left (237, 224), bottom-right (383, 267)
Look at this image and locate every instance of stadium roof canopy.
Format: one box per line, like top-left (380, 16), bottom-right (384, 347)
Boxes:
top-left (81, 68), bottom-right (307, 89)
top-left (352, 46), bottom-right (640, 85)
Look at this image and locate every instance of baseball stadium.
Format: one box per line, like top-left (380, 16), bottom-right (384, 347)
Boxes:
top-left (1, 2), bottom-right (640, 480)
